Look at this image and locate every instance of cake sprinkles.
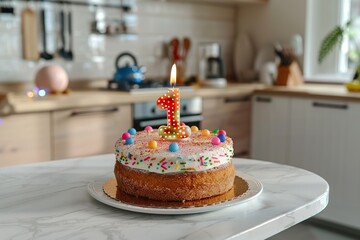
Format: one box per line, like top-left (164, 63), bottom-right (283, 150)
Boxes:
top-left (114, 130), bottom-right (234, 173)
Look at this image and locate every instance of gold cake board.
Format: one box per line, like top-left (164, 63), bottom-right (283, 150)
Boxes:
top-left (103, 176), bottom-right (249, 208)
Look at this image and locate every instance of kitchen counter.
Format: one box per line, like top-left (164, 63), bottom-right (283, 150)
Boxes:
top-left (0, 83), bottom-right (264, 115)
top-left (2, 83), bottom-right (360, 115)
top-left (254, 84), bottom-right (360, 102)
top-left (0, 154), bottom-right (329, 240)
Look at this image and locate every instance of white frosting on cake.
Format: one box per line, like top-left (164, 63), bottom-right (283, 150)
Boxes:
top-left (114, 130), bottom-right (234, 174)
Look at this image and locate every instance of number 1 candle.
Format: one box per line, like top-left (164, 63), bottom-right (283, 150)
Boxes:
top-left (157, 64), bottom-right (191, 140)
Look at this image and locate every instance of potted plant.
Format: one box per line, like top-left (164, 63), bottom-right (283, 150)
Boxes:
top-left (318, 20), bottom-right (360, 91)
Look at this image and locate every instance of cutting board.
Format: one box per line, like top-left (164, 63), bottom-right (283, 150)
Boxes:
top-left (21, 8), bottom-right (39, 61)
top-left (234, 33), bottom-right (255, 82)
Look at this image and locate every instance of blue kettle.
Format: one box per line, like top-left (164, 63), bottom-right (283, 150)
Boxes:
top-left (113, 52), bottom-right (145, 84)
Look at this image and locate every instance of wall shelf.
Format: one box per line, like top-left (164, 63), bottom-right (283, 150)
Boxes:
top-left (0, 0), bottom-right (134, 10)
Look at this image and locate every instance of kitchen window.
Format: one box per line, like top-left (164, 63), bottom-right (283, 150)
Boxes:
top-left (304, 0), bottom-right (360, 83)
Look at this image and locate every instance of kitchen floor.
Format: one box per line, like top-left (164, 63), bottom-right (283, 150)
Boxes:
top-left (269, 220), bottom-right (359, 240)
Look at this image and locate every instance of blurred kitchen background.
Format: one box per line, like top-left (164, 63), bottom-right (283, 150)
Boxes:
top-left (0, 0), bottom-right (307, 88)
top-left (0, 0), bottom-right (239, 86)
top-left (1, 0), bottom-right (360, 239)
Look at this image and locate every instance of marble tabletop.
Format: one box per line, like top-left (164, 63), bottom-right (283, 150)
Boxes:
top-left (0, 155), bottom-right (329, 240)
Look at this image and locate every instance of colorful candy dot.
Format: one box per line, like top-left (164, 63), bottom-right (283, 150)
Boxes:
top-left (125, 138), bottom-right (134, 145)
top-left (201, 129), bottom-right (211, 136)
top-left (218, 130), bottom-right (226, 136)
top-left (218, 134), bottom-right (226, 142)
top-left (148, 140), bottom-right (158, 149)
top-left (169, 143), bottom-right (179, 152)
top-left (144, 126), bottom-right (153, 132)
top-left (211, 137), bottom-right (221, 145)
top-left (180, 122), bottom-right (186, 126)
top-left (191, 126), bottom-right (199, 132)
top-left (122, 132), bottom-right (131, 140)
top-left (128, 128), bottom-right (137, 135)
top-left (212, 128), bottom-right (219, 134)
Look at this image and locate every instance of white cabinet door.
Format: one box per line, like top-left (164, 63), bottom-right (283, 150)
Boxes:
top-left (289, 98), bottom-right (360, 229)
top-left (251, 95), bottom-right (290, 164)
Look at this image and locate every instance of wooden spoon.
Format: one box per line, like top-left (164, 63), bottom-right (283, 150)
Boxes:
top-left (170, 38), bottom-right (180, 62)
top-left (182, 37), bottom-right (191, 62)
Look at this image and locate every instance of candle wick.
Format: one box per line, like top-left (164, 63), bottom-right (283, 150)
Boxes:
top-left (172, 83), bottom-right (175, 88)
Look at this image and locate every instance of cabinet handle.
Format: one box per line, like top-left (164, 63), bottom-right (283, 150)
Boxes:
top-left (70, 107), bottom-right (119, 117)
top-left (256, 96), bottom-right (272, 103)
top-left (312, 102), bottom-right (348, 110)
top-left (224, 96), bottom-right (250, 103)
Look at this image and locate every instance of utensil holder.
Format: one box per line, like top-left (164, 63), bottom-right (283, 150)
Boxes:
top-left (275, 62), bottom-right (303, 86)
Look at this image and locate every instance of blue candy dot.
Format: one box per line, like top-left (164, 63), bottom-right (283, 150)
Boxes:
top-left (125, 138), bottom-right (134, 145)
top-left (218, 134), bottom-right (226, 142)
top-left (128, 128), bottom-right (137, 135)
top-left (169, 142), bottom-right (179, 152)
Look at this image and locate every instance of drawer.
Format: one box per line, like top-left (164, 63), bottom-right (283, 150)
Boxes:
top-left (0, 113), bottom-right (51, 166)
top-left (52, 105), bottom-right (132, 159)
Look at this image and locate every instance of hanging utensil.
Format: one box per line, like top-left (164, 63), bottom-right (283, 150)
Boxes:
top-left (182, 37), bottom-right (191, 62)
top-left (171, 38), bottom-right (180, 62)
top-left (39, 8), bottom-right (53, 60)
top-left (58, 5), bottom-right (67, 59)
top-left (21, 5), bottom-right (39, 60)
top-left (66, 8), bottom-right (74, 60)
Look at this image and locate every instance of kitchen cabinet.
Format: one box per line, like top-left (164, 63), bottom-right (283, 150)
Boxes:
top-left (251, 95), bottom-right (290, 164)
top-left (252, 94), bottom-right (360, 229)
top-left (289, 98), bottom-right (360, 229)
top-left (0, 112), bottom-right (51, 167)
top-left (202, 96), bottom-right (251, 156)
top-left (52, 104), bottom-right (132, 160)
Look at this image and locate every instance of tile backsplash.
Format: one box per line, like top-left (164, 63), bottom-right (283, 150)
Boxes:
top-left (0, 0), bottom-right (236, 83)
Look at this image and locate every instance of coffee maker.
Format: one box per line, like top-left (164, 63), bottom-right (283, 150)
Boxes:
top-left (198, 43), bottom-right (227, 87)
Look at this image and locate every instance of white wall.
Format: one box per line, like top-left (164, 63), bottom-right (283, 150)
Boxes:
top-left (236, 0), bottom-right (307, 58)
top-left (0, 0), bottom-right (235, 83)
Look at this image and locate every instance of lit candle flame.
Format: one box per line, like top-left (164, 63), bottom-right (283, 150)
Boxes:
top-left (170, 64), bottom-right (177, 86)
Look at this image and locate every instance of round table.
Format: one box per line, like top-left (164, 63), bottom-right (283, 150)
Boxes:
top-left (0, 155), bottom-right (329, 240)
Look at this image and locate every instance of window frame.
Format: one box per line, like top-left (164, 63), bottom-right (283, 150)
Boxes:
top-left (304, 0), bottom-right (355, 83)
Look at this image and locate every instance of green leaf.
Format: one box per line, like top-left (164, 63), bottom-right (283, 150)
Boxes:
top-left (318, 26), bottom-right (344, 64)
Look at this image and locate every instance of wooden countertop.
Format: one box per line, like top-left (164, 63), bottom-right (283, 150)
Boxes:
top-left (2, 83), bottom-right (360, 115)
top-left (0, 83), bottom-right (264, 115)
top-left (253, 84), bottom-right (360, 102)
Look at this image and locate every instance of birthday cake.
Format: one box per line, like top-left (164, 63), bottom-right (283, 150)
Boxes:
top-left (114, 127), bottom-right (235, 201)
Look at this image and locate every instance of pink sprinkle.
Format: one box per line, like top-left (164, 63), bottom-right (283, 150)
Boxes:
top-left (132, 162), bottom-right (136, 165)
top-left (161, 162), bottom-right (167, 170)
top-left (200, 157), bottom-right (204, 166)
top-left (144, 156), bottom-right (151, 161)
top-left (122, 132), bottom-right (131, 140)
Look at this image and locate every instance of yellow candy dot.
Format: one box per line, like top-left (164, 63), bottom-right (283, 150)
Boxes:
top-left (191, 126), bottom-right (199, 132)
top-left (201, 129), bottom-right (211, 136)
top-left (148, 140), bottom-right (158, 149)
